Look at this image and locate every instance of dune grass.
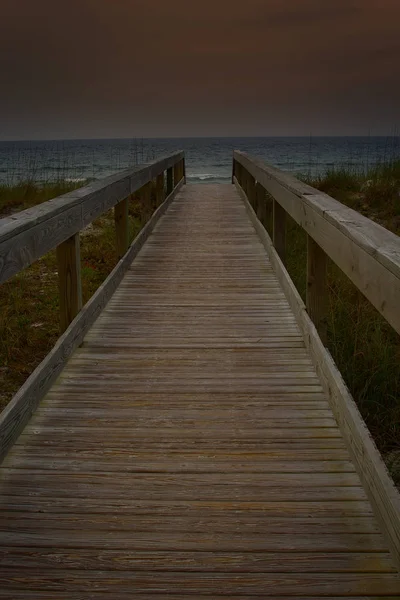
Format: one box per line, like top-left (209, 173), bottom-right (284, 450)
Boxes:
top-left (1, 164), bottom-right (399, 483)
top-left (0, 179), bottom-right (159, 410)
top-left (293, 162), bottom-right (400, 480)
top-left (0, 181), bottom-right (84, 217)
top-left (255, 160), bottom-right (400, 481)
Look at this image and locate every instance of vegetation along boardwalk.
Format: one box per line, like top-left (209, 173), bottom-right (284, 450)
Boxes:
top-left (0, 151), bottom-right (400, 597)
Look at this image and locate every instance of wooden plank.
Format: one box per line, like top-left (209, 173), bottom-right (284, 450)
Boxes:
top-left (0, 569), bottom-right (399, 595)
top-left (0, 530), bottom-right (386, 551)
top-left (0, 151), bottom-right (184, 284)
top-left (4, 457), bottom-right (356, 474)
top-left (0, 548), bottom-right (395, 572)
top-left (0, 513), bottom-right (381, 535)
top-left (237, 178), bottom-right (400, 569)
top-left (0, 203), bottom-right (82, 285)
top-left (0, 588), bottom-right (396, 600)
top-left (0, 497), bottom-right (376, 516)
top-left (255, 181), bottom-right (266, 225)
top-left (167, 166), bottom-right (173, 195)
top-left (140, 181), bottom-right (152, 221)
top-left (1, 182), bottom-right (398, 597)
top-left (114, 197), bottom-right (129, 259)
top-left (273, 198), bottom-right (286, 264)
top-left (247, 171), bottom-right (256, 209)
top-left (0, 594), bottom-right (395, 600)
top-left (0, 470), bottom-right (361, 488)
top-left (156, 172), bottom-right (165, 206)
top-left (0, 179), bottom-right (185, 462)
top-left (182, 158), bottom-right (186, 184)
top-left (56, 233), bottom-right (82, 333)
top-left (306, 235), bottom-right (328, 345)
top-left (234, 150), bottom-right (400, 334)
top-left (18, 427), bottom-right (343, 440)
top-left (174, 162), bottom-right (180, 188)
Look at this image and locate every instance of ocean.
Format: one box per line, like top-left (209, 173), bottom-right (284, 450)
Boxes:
top-left (0, 136), bottom-right (399, 185)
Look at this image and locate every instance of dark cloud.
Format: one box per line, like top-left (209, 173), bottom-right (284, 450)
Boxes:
top-left (0, 0), bottom-right (399, 139)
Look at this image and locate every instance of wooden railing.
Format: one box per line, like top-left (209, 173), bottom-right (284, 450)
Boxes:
top-left (233, 150), bottom-right (400, 568)
top-left (0, 151), bottom-right (185, 333)
top-left (0, 151), bottom-right (185, 459)
top-left (233, 150), bottom-right (400, 341)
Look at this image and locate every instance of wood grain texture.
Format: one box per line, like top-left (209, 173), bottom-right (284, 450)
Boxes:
top-left (56, 233), bottom-right (82, 333)
top-left (273, 198), bottom-right (286, 264)
top-left (114, 197), bottom-right (129, 259)
top-left (307, 234), bottom-right (328, 344)
top-left (236, 176), bottom-right (400, 572)
top-left (0, 152), bottom-right (184, 284)
top-left (156, 172), bottom-right (165, 206)
top-left (234, 150), bottom-right (400, 334)
top-left (0, 179), bottom-right (185, 462)
top-left (0, 183), bottom-right (399, 597)
top-left (173, 162), bottom-right (180, 188)
top-left (166, 166), bottom-right (173, 195)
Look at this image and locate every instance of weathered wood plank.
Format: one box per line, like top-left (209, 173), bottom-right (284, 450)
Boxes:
top-left (306, 235), bottom-right (328, 344)
top-left (0, 495), bottom-right (375, 514)
top-left (156, 172), bottom-right (165, 206)
top-left (3, 457), bottom-right (356, 474)
top-left (237, 177), bottom-right (400, 569)
top-left (0, 548), bottom-right (395, 572)
top-left (0, 569), bottom-right (399, 595)
top-left (0, 152), bottom-right (184, 284)
top-left (166, 166), bottom-right (173, 195)
top-left (0, 179), bottom-right (185, 462)
top-left (56, 233), bottom-right (82, 333)
top-left (0, 530), bottom-right (386, 551)
top-left (273, 199), bottom-right (286, 264)
top-left (234, 150), bottom-right (400, 334)
top-left (173, 161), bottom-right (181, 188)
top-left (0, 182), bottom-right (398, 597)
top-left (114, 197), bottom-right (129, 259)
top-left (0, 594), bottom-right (395, 600)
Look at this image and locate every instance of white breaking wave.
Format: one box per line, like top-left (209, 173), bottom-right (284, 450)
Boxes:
top-left (65, 177), bottom-right (88, 183)
top-left (188, 173), bottom-right (217, 180)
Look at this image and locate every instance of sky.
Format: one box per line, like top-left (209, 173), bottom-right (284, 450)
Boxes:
top-left (1, 0), bottom-right (399, 139)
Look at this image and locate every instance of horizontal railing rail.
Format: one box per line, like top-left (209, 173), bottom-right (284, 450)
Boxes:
top-left (233, 150), bottom-right (400, 339)
top-left (0, 151), bottom-right (185, 332)
top-left (233, 150), bottom-right (400, 568)
top-left (0, 152), bottom-right (186, 460)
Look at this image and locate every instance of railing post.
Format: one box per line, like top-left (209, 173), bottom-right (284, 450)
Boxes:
top-left (232, 158), bottom-right (236, 183)
top-left (166, 167), bottom-right (173, 195)
top-left (156, 172), bottom-right (165, 206)
top-left (140, 182), bottom-right (152, 222)
top-left (242, 168), bottom-right (248, 196)
top-left (247, 173), bottom-right (256, 209)
top-left (114, 197), bottom-right (129, 260)
top-left (255, 182), bottom-right (265, 223)
top-left (307, 235), bottom-right (328, 345)
top-left (273, 200), bottom-right (286, 265)
top-left (182, 158), bottom-right (186, 183)
top-left (237, 162), bottom-right (242, 187)
top-left (173, 161), bottom-right (180, 188)
top-left (56, 233), bottom-right (82, 333)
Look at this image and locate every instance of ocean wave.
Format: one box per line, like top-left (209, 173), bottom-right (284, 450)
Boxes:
top-left (188, 173), bottom-right (231, 182)
top-left (187, 173), bottom-right (217, 180)
top-left (65, 177), bottom-right (88, 183)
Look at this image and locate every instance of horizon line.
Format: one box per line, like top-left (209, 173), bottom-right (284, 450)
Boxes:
top-left (1, 134), bottom-right (399, 143)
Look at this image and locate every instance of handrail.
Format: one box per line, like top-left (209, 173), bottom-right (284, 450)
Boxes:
top-left (0, 156), bottom-right (186, 460)
top-left (233, 150), bottom-right (400, 338)
top-left (0, 151), bottom-right (185, 331)
top-left (233, 150), bottom-right (400, 568)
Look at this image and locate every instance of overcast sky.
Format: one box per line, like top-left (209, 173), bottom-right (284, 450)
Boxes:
top-left (1, 0), bottom-right (399, 139)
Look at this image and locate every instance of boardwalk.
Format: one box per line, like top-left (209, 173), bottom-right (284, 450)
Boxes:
top-left (1, 183), bottom-right (400, 597)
